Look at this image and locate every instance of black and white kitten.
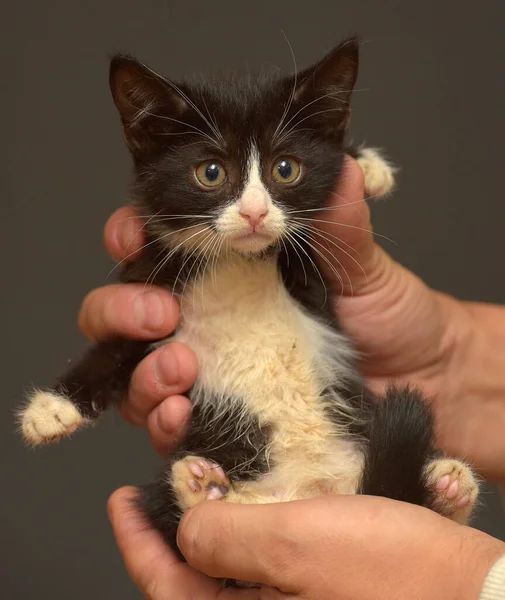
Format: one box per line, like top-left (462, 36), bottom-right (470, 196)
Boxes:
top-left (20, 37), bottom-right (478, 570)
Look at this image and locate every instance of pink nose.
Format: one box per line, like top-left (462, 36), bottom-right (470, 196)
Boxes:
top-left (239, 206), bottom-right (268, 229)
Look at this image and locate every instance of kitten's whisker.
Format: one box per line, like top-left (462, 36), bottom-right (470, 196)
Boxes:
top-left (283, 232), bottom-right (328, 307)
top-left (292, 220), bottom-right (359, 256)
top-left (156, 130), bottom-right (210, 138)
top-left (173, 230), bottom-right (215, 296)
top-left (139, 65), bottom-right (224, 147)
top-left (181, 231), bottom-right (217, 307)
top-left (133, 107), bottom-right (220, 148)
top-left (210, 234), bottom-right (227, 293)
top-left (299, 225), bottom-right (367, 280)
top-left (277, 107), bottom-right (345, 145)
top-left (107, 222), bottom-right (210, 278)
top-left (116, 214), bottom-right (213, 222)
top-left (279, 236), bottom-right (290, 268)
top-left (117, 208), bottom-right (164, 265)
top-left (272, 30), bottom-right (298, 143)
top-left (200, 233), bottom-right (222, 305)
top-left (291, 227), bottom-right (355, 294)
top-left (294, 216), bottom-right (398, 245)
top-left (283, 232), bottom-right (308, 287)
top-left (144, 226), bottom-right (213, 290)
top-left (201, 95), bottom-right (226, 146)
top-left (191, 231), bottom-right (219, 308)
top-left (290, 227), bottom-right (348, 292)
top-left (274, 92), bottom-right (346, 143)
top-left (286, 198), bottom-right (366, 214)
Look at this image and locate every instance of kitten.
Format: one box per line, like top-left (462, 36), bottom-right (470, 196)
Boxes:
top-left (20, 36), bottom-right (478, 580)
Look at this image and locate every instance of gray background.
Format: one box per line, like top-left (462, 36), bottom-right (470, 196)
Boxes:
top-left (3, 0), bottom-right (504, 598)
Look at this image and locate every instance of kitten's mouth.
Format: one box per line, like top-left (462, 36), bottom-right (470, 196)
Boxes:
top-left (229, 230), bottom-right (276, 253)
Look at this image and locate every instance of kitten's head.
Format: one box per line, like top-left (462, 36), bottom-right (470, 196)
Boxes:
top-left (109, 38), bottom-right (359, 256)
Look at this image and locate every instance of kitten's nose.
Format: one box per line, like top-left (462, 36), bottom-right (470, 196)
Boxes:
top-left (239, 193), bottom-right (269, 230)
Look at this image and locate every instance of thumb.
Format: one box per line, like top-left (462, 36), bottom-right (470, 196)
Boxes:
top-left (310, 156), bottom-right (393, 296)
top-left (107, 487), bottom-right (184, 591)
top-left (107, 487), bottom-right (219, 599)
top-left (177, 500), bottom-right (303, 589)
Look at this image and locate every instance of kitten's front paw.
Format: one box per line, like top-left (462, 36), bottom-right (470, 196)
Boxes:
top-left (425, 458), bottom-right (479, 524)
top-left (172, 456), bottom-right (230, 511)
top-left (20, 391), bottom-right (87, 445)
top-left (357, 147), bottom-right (396, 198)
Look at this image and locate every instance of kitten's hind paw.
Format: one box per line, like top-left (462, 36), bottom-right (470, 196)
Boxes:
top-left (425, 458), bottom-right (479, 524)
top-left (172, 456), bottom-right (230, 511)
top-left (356, 147), bottom-right (396, 199)
top-left (19, 391), bottom-right (87, 445)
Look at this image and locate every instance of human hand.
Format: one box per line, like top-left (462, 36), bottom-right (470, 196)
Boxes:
top-left (311, 158), bottom-right (505, 480)
top-left (108, 488), bottom-right (505, 600)
top-left (77, 223), bottom-right (197, 456)
top-left (97, 157), bottom-right (505, 479)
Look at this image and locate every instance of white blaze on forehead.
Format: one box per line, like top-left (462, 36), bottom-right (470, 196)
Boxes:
top-left (215, 146), bottom-right (287, 251)
top-left (245, 151), bottom-right (268, 194)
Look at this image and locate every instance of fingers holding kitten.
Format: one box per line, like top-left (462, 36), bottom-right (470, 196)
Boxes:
top-left (125, 343), bottom-right (197, 424)
top-left (103, 206), bottom-right (145, 262)
top-left (78, 284), bottom-right (179, 341)
top-left (80, 212), bottom-right (197, 455)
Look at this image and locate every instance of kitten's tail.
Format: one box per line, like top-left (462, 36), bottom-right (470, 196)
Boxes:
top-left (19, 339), bottom-right (150, 445)
top-left (359, 385), bottom-right (435, 506)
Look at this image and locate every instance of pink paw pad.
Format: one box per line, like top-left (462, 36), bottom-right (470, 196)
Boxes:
top-left (426, 458), bottom-right (478, 523)
top-left (185, 458), bottom-right (230, 500)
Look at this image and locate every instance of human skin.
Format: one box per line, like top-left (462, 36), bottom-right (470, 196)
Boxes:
top-left (79, 157), bottom-right (505, 479)
top-left (76, 156), bottom-right (505, 597)
top-left (107, 487), bottom-right (505, 600)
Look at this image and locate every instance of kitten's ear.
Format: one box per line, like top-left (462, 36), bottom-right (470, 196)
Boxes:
top-left (109, 54), bottom-right (188, 154)
top-left (292, 36), bottom-right (359, 135)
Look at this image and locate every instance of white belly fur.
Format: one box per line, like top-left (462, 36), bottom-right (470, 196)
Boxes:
top-left (165, 257), bottom-right (364, 499)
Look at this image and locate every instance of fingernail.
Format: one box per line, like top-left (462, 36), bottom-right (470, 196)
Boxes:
top-left (154, 346), bottom-right (180, 386)
top-left (134, 291), bottom-right (166, 331)
top-left (119, 218), bottom-right (140, 255)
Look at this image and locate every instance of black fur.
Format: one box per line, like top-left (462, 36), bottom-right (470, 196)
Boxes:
top-left (138, 397), bottom-right (272, 557)
top-left (29, 38), bottom-right (452, 585)
top-left (359, 385), bottom-right (437, 506)
top-left (54, 340), bottom-right (151, 418)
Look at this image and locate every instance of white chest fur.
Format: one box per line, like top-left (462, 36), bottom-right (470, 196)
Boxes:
top-left (167, 256), bottom-right (363, 497)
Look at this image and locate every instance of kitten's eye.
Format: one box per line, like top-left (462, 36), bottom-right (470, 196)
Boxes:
top-left (195, 161), bottom-right (227, 187)
top-left (272, 158), bottom-right (301, 184)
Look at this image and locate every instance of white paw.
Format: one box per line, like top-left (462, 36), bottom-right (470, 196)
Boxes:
top-left (20, 391), bottom-right (86, 445)
top-left (357, 147), bottom-right (396, 198)
top-left (425, 458), bottom-right (479, 524)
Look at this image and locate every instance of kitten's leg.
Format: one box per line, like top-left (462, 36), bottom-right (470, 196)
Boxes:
top-left (358, 385), bottom-right (479, 524)
top-left (346, 145), bottom-right (396, 198)
top-left (359, 385), bottom-right (436, 506)
top-left (171, 455), bottom-right (278, 509)
top-left (139, 396), bottom-right (275, 554)
top-left (424, 458), bottom-right (479, 524)
top-left (20, 339), bottom-right (151, 445)
top-left (139, 456), bottom-right (278, 560)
